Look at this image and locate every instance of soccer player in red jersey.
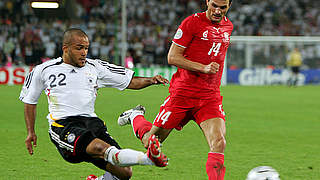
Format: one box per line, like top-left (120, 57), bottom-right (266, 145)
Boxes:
top-left (118, 0), bottom-right (233, 179)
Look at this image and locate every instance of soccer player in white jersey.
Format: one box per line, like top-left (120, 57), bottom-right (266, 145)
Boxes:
top-left (19, 28), bottom-right (169, 180)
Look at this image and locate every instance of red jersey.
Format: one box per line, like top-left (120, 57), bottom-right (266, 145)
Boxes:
top-left (170, 12), bottom-right (233, 99)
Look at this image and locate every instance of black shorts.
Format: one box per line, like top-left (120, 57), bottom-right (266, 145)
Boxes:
top-left (49, 116), bottom-right (121, 170)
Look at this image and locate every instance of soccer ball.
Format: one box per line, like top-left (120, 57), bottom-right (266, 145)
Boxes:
top-left (246, 166), bottom-right (280, 180)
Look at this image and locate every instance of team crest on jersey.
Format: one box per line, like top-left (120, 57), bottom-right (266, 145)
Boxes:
top-left (67, 133), bottom-right (76, 143)
top-left (201, 30), bottom-right (209, 40)
top-left (85, 72), bottom-right (97, 85)
top-left (174, 28), bottom-right (183, 39)
top-left (223, 32), bottom-right (230, 43)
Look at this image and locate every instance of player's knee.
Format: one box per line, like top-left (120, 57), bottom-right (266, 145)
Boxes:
top-left (95, 143), bottom-right (108, 154)
top-left (118, 167), bottom-right (132, 180)
top-left (86, 140), bottom-right (108, 156)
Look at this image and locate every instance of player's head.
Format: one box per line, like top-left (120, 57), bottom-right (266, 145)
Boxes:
top-left (62, 28), bottom-right (89, 67)
top-left (206, 0), bottom-right (232, 23)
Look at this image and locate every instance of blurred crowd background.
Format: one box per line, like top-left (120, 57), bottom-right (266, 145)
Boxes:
top-left (0, 0), bottom-right (320, 68)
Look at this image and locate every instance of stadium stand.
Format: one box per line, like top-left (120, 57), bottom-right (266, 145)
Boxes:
top-left (0, 0), bottom-right (319, 67)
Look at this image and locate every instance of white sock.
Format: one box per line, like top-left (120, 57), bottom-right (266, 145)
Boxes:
top-left (104, 146), bottom-right (153, 166)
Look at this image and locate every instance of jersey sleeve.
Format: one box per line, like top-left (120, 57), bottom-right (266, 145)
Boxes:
top-left (95, 60), bottom-right (134, 90)
top-left (19, 66), bottom-right (45, 104)
top-left (172, 15), bottom-right (196, 48)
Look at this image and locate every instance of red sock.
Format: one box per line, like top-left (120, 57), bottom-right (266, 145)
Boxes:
top-left (206, 153), bottom-right (225, 180)
top-left (132, 115), bottom-right (152, 141)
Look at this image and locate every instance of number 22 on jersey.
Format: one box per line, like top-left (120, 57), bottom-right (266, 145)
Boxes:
top-left (208, 42), bottom-right (221, 56)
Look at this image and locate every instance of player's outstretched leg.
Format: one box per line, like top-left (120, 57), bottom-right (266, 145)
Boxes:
top-left (103, 142), bottom-right (168, 167)
top-left (118, 105), bottom-right (152, 141)
top-left (146, 135), bottom-right (168, 167)
top-left (118, 106), bottom-right (168, 167)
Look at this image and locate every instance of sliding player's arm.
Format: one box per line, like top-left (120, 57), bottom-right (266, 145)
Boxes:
top-left (95, 59), bottom-right (169, 90)
top-left (127, 76), bottom-right (169, 90)
top-left (19, 65), bottom-right (44, 155)
top-left (24, 103), bottom-right (37, 155)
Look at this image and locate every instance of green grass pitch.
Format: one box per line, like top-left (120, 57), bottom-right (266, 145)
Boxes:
top-left (0, 84), bottom-right (319, 180)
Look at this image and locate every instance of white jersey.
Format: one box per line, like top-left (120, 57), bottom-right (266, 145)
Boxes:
top-left (19, 57), bottom-right (134, 125)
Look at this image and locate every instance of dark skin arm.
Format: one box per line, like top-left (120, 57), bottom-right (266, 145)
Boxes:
top-left (24, 103), bottom-right (37, 155)
top-left (127, 75), bottom-right (169, 89)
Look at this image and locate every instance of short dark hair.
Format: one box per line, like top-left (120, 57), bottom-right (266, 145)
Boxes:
top-left (63, 28), bottom-right (88, 46)
top-left (207, 0), bottom-right (232, 6)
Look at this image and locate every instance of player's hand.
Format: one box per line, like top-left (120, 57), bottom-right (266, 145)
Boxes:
top-left (151, 75), bottom-right (169, 85)
top-left (25, 132), bottom-right (37, 155)
top-left (203, 62), bottom-right (219, 74)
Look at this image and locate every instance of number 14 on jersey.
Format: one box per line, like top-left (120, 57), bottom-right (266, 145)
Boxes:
top-left (208, 42), bottom-right (221, 56)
